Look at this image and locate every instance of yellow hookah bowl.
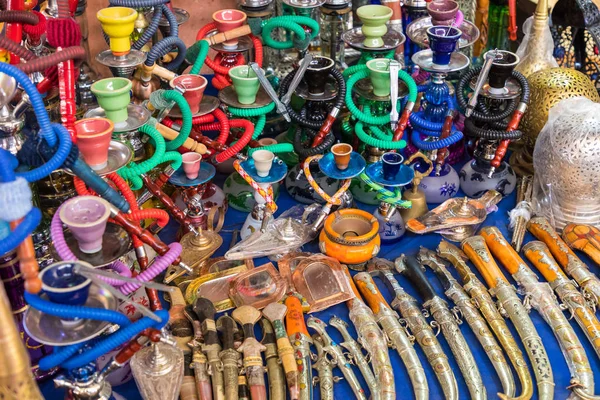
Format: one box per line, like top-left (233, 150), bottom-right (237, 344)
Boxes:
top-left (97, 7), bottom-right (138, 56)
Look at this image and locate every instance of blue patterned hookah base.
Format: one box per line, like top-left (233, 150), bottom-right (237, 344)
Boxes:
top-left (366, 160), bottom-right (415, 187)
top-left (240, 158), bottom-right (288, 184)
top-left (319, 151), bottom-right (366, 180)
top-left (169, 162), bottom-right (216, 187)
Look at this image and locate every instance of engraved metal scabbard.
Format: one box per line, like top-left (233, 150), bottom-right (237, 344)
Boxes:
top-left (513, 266), bottom-right (595, 399)
top-left (463, 235), bottom-right (554, 400)
top-left (289, 332), bottom-right (313, 400)
top-left (346, 297), bottom-right (395, 400)
top-left (311, 335), bottom-right (335, 400)
top-left (424, 295), bottom-right (487, 400)
top-left (192, 350), bottom-right (213, 400)
top-left (419, 247), bottom-right (515, 399)
top-left (528, 217), bottom-right (600, 305)
top-left (524, 241), bottom-right (600, 360)
top-left (260, 319), bottom-right (286, 400)
top-left (238, 337), bottom-right (267, 400)
top-left (329, 316), bottom-right (379, 399)
top-left (219, 348), bottom-right (240, 400)
top-left (306, 317), bottom-right (367, 400)
top-left (368, 260), bottom-right (458, 400)
top-left (354, 272), bottom-right (427, 400)
top-left (438, 240), bottom-right (533, 400)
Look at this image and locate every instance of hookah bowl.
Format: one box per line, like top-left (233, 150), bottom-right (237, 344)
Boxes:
top-left (319, 208), bottom-right (380, 269)
top-left (356, 5), bottom-right (393, 48)
top-left (169, 75), bottom-right (208, 115)
top-left (96, 7), bottom-right (146, 78)
top-left (238, 154), bottom-right (288, 239)
top-left (427, 0), bottom-right (459, 26)
top-left (510, 68), bottom-right (600, 177)
top-left (364, 152), bottom-right (415, 243)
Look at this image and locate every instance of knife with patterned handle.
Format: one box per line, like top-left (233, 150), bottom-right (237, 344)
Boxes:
top-left (259, 319), bottom-right (286, 400)
top-left (194, 298), bottom-right (225, 400)
top-left (232, 305), bottom-right (267, 400)
top-left (216, 315), bottom-right (241, 400)
top-left (462, 235), bottom-right (554, 400)
top-left (418, 247), bottom-right (515, 399)
top-left (184, 305), bottom-right (212, 400)
top-left (285, 295), bottom-right (313, 400)
top-left (311, 334), bottom-right (335, 400)
top-left (437, 240), bottom-right (532, 400)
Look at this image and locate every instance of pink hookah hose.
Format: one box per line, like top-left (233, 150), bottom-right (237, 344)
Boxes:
top-left (50, 205), bottom-right (180, 291)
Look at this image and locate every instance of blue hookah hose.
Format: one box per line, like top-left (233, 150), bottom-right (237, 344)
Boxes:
top-left (27, 291), bottom-right (170, 370)
top-left (410, 94), bottom-right (463, 150)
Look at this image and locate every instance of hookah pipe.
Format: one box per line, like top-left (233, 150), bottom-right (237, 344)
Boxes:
top-left (508, 0), bottom-right (517, 41)
top-left (456, 53), bottom-right (530, 178)
top-left (233, 158), bottom-right (277, 230)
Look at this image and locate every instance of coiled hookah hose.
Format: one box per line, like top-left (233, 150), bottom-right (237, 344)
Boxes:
top-left (456, 65), bottom-right (530, 176)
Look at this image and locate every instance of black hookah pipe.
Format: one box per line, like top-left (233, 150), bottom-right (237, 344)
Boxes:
top-left (457, 51), bottom-right (530, 177)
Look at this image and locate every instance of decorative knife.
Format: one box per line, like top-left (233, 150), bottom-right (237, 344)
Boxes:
top-left (418, 247), bottom-right (515, 399)
top-left (398, 255), bottom-right (486, 400)
top-left (259, 318), bottom-right (286, 400)
top-left (232, 305), bottom-right (267, 400)
top-left (285, 294), bottom-right (313, 400)
top-left (216, 315), bottom-right (241, 400)
top-left (184, 305), bottom-right (212, 400)
top-left (262, 303), bottom-right (300, 400)
top-left (306, 316), bottom-right (366, 400)
top-left (311, 334), bottom-right (336, 400)
top-left (462, 235), bottom-right (554, 400)
top-left (194, 298), bottom-right (225, 400)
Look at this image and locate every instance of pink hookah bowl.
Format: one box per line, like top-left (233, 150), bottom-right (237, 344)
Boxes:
top-left (59, 196), bottom-right (111, 254)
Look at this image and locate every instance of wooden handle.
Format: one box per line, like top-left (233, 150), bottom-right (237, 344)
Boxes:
top-left (562, 224), bottom-right (600, 266)
top-left (111, 212), bottom-right (170, 256)
top-left (480, 226), bottom-right (526, 275)
top-left (276, 336), bottom-right (298, 375)
top-left (11, 219), bottom-right (41, 294)
top-left (522, 241), bottom-right (566, 283)
top-left (527, 217), bottom-right (574, 268)
top-left (156, 124), bottom-right (208, 154)
top-left (462, 235), bottom-right (509, 288)
top-left (141, 175), bottom-right (188, 224)
top-left (203, 25), bottom-right (252, 45)
top-left (284, 296), bottom-right (309, 337)
top-left (353, 272), bottom-right (390, 314)
top-left (153, 64), bottom-right (177, 81)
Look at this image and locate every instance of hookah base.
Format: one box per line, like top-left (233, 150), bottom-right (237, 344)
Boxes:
top-left (459, 160), bottom-right (517, 198)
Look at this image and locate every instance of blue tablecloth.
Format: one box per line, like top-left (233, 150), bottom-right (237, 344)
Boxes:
top-left (40, 164), bottom-right (599, 399)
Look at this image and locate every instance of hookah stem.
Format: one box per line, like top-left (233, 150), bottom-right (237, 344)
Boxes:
top-left (311, 334), bottom-right (335, 400)
top-left (329, 316), bottom-right (380, 400)
top-left (185, 306), bottom-right (213, 400)
top-left (528, 217), bottom-right (600, 304)
top-left (259, 319), bottom-right (286, 400)
top-left (399, 255), bottom-right (486, 400)
top-left (353, 273), bottom-right (427, 400)
top-left (435, 112), bottom-right (454, 170)
top-left (436, 240), bottom-right (533, 400)
top-left (462, 236), bottom-right (554, 400)
top-left (217, 315), bottom-right (239, 400)
top-left (418, 248), bottom-right (516, 399)
top-left (368, 260), bottom-right (458, 400)
top-left (5, 0), bottom-right (23, 64)
top-left (141, 174), bottom-right (191, 229)
top-left (57, 49), bottom-right (77, 142)
top-left (524, 241), bottom-right (600, 360)
top-left (10, 217), bottom-right (42, 294)
top-left (284, 295), bottom-right (313, 400)
top-left (194, 298), bottom-right (225, 400)
top-left (507, 0), bottom-right (517, 41)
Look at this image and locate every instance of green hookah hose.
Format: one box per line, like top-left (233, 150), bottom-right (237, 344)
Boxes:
top-left (119, 124), bottom-right (169, 190)
top-left (228, 102), bottom-right (275, 141)
top-left (190, 40), bottom-right (209, 75)
top-left (359, 172), bottom-right (412, 209)
top-left (261, 16), bottom-right (319, 50)
top-left (248, 143), bottom-right (294, 156)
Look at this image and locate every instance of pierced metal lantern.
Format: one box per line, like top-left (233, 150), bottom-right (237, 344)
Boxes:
top-left (550, 0), bottom-right (600, 92)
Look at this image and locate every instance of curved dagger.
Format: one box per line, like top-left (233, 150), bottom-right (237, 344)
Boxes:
top-left (184, 305), bottom-right (212, 400)
top-left (285, 295), bottom-right (313, 400)
top-left (482, 227), bottom-right (595, 399)
top-left (259, 319), bottom-right (286, 400)
top-left (562, 224), bottom-right (600, 267)
top-left (528, 217), bottom-right (600, 305)
top-left (418, 246), bottom-right (516, 399)
top-left (367, 257), bottom-right (458, 400)
top-left (194, 298), bottom-right (225, 400)
top-left (437, 240), bottom-right (533, 400)
top-left (524, 241), bottom-right (600, 359)
top-left (398, 255), bottom-right (486, 400)
top-left (462, 235), bottom-right (554, 400)
top-left (329, 316), bottom-right (379, 398)
top-left (353, 272), bottom-right (429, 400)
top-left (306, 316), bottom-right (367, 400)
top-left (311, 334), bottom-right (335, 400)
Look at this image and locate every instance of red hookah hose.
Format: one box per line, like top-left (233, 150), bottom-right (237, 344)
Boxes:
top-left (0, 35), bottom-right (34, 60)
top-left (14, 46), bottom-right (85, 73)
top-left (201, 119), bottom-right (254, 163)
top-left (0, 9), bottom-right (38, 24)
top-left (166, 108), bottom-right (231, 146)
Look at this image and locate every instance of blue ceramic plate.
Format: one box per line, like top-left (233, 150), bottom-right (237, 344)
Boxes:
top-left (366, 160), bottom-right (415, 187)
top-left (169, 162), bottom-right (216, 187)
top-left (241, 158), bottom-right (288, 184)
top-left (319, 151), bottom-right (366, 180)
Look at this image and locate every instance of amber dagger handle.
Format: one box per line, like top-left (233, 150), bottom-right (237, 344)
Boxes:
top-left (522, 241), bottom-right (567, 283)
top-left (285, 296), bottom-right (309, 338)
top-left (562, 224), bottom-right (600, 266)
top-left (527, 217), bottom-right (574, 267)
top-left (462, 236), bottom-right (509, 288)
top-left (353, 272), bottom-right (391, 314)
top-left (480, 226), bottom-right (526, 275)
